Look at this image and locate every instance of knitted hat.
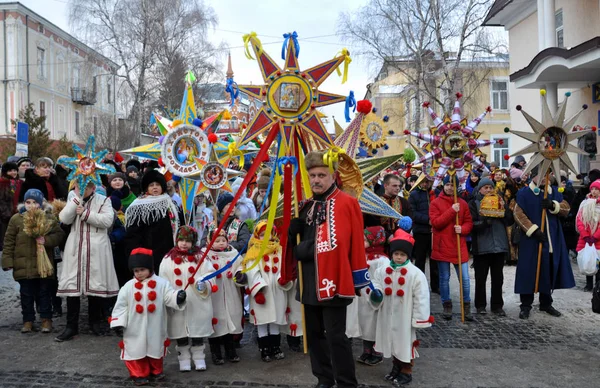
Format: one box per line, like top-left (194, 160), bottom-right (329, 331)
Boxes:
top-left (590, 179), bottom-right (600, 191)
top-left (177, 225), bottom-right (198, 245)
top-left (476, 177), bottom-right (495, 193)
top-left (109, 172), bottom-right (126, 184)
top-left (1, 162), bottom-right (18, 177)
top-left (514, 155), bottom-right (526, 165)
top-left (389, 229), bottom-right (415, 257)
top-left (217, 193), bottom-right (234, 213)
top-left (364, 226), bottom-right (386, 248)
top-left (305, 151), bottom-right (337, 171)
top-left (257, 168), bottom-right (272, 190)
top-left (126, 165), bottom-right (139, 175)
top-left (442, 175), bottom-right (459, 186)
top-left (24, 189), bottom-right (44, 207)
top-left (17, 157), bottom-right (32, 167)
top-left (128, 248), bottom-right (154, 272)
top-left (141, 169), bottom-right (167, 194)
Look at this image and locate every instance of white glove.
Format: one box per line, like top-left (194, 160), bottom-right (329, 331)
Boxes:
top-left (196, 280), bottom-right (207, 292)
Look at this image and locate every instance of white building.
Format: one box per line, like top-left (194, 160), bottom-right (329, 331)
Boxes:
top-left (483, 0), bottom-right (599, 173)
top-left (0, 2), bottom-right (118, 141)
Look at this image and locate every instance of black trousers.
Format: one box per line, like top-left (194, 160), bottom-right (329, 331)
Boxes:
top-left (304, 304), bottom-right (357, 388)
top-left (413, 232), bottom-right (439, 291)
top-left (66, 296), bottom-right (105, 328)
top-left (520, 293), bottom-right (553, 311)
top-left (473, 253), bottom-right (505, 310)
top-left (586, 273), bottom-right (600, 288)
top-left (18, 278), bottom-right (53, 322)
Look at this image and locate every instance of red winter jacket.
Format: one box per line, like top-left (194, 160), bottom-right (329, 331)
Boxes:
top-left (575, 198), bottom-right (600, 252)
top-left (429, 191), bottom-right (473, 264)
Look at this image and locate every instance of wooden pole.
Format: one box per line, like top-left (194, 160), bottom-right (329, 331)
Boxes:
top-left (535, 173), bottom-right (550, 294)
top-left (453, 179), bottom-right (465, 323)
top-left (294, 191), bottom-right (308, 354)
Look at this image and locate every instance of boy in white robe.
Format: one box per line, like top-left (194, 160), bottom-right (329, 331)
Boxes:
top-left (110, 248), bottom-right (187, 386)
top-left (369, 229), bottom-right (434, 386)
top-left (159, 226), bottom-right (215, 372)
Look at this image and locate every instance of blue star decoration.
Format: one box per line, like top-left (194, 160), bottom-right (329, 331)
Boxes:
top-left (59, 136), bottom-right (116, 196)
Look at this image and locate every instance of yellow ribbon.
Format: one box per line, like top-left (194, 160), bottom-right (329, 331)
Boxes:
top-left (227, 141), bottom-right (245, 169)
top-left (297, 143), bottom-right (312, 199)
top-left (242, 32), bottom-right (262, 60)
top-left (335, 48), bottom-right (351, 84)
top-left (222, 109), bottom-right (232, 120)
top-left (242, 143), bottom-right (287, 273)
top-left (322, 146), bottom-right (346, 173)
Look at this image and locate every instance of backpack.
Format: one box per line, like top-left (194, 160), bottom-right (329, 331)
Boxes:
top-left (592, 280), bottom-right (600, 314)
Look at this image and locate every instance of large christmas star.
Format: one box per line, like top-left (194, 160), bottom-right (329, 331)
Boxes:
top-left (61, 135), bottom-right (116, 196)
top-left (510, 90), bottom-right (592, 179)
top-left (237, 33), bottom-right (349, 150)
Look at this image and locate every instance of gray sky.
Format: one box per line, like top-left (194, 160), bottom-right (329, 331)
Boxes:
top-left (19, 0), bottom-right (374, 131)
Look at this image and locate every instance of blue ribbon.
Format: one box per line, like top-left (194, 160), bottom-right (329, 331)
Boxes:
top-left (345, 91), bottom-right (356, 122)
top-left (276, 156), bottom-right (298, 176)
top-left (282, 31), bottom-right (300, 60)
top-left (200, 136), bottom-right (282, 283)
top-left (225, 78), bottom-right (239, 108)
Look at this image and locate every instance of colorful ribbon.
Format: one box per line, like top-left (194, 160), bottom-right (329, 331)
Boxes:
top-left (227, 141), bottom-right (245, 169)
top-left (335, 49), bottom-right (351, 84)
top-left (225, 78), bottom-right (239, 107)
top-left (282, 31), bottom-right (300, 60)
top-left (184, 70), bottom-right (196, 85)
top-left (242, 32), bottom-right (261, 60)
top-left (322, 146), bottom-right (346, 173)
top-left (345, 90), bottom-right (356, 122)
top-left (277, 156), bottom-right (298, 176)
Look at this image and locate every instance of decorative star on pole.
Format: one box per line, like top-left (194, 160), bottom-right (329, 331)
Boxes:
top-left (60, 135), bottom-right (116, 196)
top-left (509, 90), bottom-right (593, 179)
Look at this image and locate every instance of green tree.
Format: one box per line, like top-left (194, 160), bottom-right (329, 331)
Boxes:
top-left (10, 103), bottom-right (51, 160)
top-left (49, 135), bottom-right (75, 162)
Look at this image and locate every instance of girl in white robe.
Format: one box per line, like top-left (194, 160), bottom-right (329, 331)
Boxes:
top-left (369, 229), bottom-right (434, 387)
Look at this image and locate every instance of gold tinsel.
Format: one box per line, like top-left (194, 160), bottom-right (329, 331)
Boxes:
top-left (50, 200), bottom-right (66, 219)
top-left (22, 209), bottom-right (54, 278)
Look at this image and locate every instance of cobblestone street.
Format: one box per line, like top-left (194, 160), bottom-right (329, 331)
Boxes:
top-left (1, 260), bottom-right (599, 388)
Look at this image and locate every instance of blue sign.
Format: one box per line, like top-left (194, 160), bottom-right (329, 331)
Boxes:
top-left (16, 122), bottom-right (29, 144)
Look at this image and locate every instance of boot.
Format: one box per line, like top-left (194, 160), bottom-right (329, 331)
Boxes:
top-left (90, 321), bottom-right (107, 336)
top-left (442, 301), bottom-right (453, 320)
top-left (463, 302), bottom-right (474, 321)
top-left (258, 336), bottom-right (272, 362)
top-left (287, 335), bottom-right (302, 352)
top-left (224, 334), bottom-right (240, 362)
top-left (176, 345), bottom-right (192, 372)
top-left (55, 326), bottom-right (78, 342)
top-left (209, 338), bottom-right (224, 365)
top-left (55, 299), bottom-right (79, 342)
top-left (270, 334), bottom-right (284, 360)
top-left (191, 345), bottom-right (207, 371)
top-left (385, 360), bottom-right (401, 381)
top-left (21, 322), bottom-right (33, 333)
top-left (41, 319), bottom-right (53, 333)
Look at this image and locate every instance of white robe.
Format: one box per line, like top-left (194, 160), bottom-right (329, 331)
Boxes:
top-left (204, 248), bottom-right (244, 337)
top-left (110, 274), bottom-right (183, 360)
top-left (244, 250), bottom-right (287, 326)
top-left (58, 192), bottom-right (119, 297)
top-left (159, 253), bottom-right (215, 339)
top-left (278, 279), bottom-right (303, 337)
top-left (371, 261), bottom-right (432, 363)
top-left (346, 254), bottom-right (389, 340)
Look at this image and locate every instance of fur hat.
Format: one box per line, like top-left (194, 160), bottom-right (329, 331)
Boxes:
top-left (24, 189), bottom-right (44, 207)
top-left (257, 168), bottom-right (272, 190)
top-left (177, 226), bottom-right (198, 245)
top-left (389, 229), bottom-right (415, 257)
top-left (126, 159), bottom-right (142, 171)
top-left (1, 162), bottom-right (18, 177)
top-left (128, 248), bottom-right (154, 272)
top-left (217, 193), bottom-right (234, 213)
top-left (141, 169), bottom-right (167, 194)
top-left (305, 151), bottom-right (337, 171)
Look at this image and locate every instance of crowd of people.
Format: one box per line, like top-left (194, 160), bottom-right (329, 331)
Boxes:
top-left (0, 148), bottom-right (596, 388)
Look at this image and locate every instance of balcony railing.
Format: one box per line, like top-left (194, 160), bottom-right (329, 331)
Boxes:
top-left (71, 87), bottom-right (97, 106)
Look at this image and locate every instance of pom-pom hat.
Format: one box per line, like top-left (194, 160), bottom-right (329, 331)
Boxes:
top-left (389, 229), bottom-right (415, 257)
top-left (129, 248), bottom-right (154, 272)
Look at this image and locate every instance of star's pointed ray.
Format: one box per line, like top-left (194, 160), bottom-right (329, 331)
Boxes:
top-left (510, 130), bottom-right (540, 143)
top-left (540, 93), bottom-right (554, 128)
top-left (563, 106), bottom-right (589, 134)
top-left (357, 154), bottom-right (404, 182)
top-left (237, 85), bottom-right (264, 100)
top-left (239, 107), bottom-right (277, 145)
top-left (538, 159), bottom-right (552, 183)
top-left (567, 128), bottom-right (592, 142)
top-left (521, 152), bottom-right (546, 177)
top-left (554, 98), bottom-right (569, 127)
top-left (314, 91), bottom-right (347, 107)
top-left (284, 33), bottom-right (300, 71)
top-left (566, 144), bottom-right (590, 155)
top-left (551, 158), bottom-right (562, 180)
top-left (520, 109), bottom-right (546, 134)
top-left (304, 56), bottom-right (345, 87)
top-left (559, 153), bottom-right (578, 174)
top-left (511, 142), bottom-right (540, 157)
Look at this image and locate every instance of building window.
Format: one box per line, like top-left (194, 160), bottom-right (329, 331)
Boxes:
top-left (491, 80), bottom-right (508, 111)
top-left (556, 9), bottom-right (564, 48)
top-left (39, 101), bottom-right (46, 127)
top-left (492, 137), bottom-right (509, 168)
top-left (75, 111), bottom-right (80, 135)
top-left (38, 24), bottom-right (44, 34)
top-left (107, 82), bottom-right (112, 104)
top-left (37, 48), bottom-right (45, 79)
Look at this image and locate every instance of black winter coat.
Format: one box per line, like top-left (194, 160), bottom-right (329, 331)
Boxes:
top-left (468, 193), bottom-right (513, 256)
top-left (408, 188), bottom-right (432, 234)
